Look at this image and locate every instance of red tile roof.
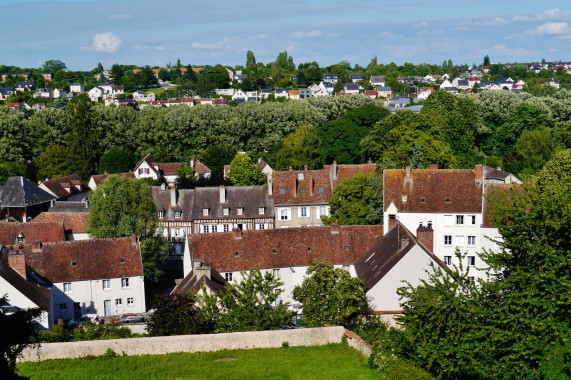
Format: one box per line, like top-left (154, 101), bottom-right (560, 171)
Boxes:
top-left (188, 225), bottom-right (384, 272)
top-left (24, 236), bottom-right (143, 283)
top-left (364, 90), bottom-right (377, 96)
top-left (90, 172), bottom-right (135, 186)
top-left (39, 174), bottom-right (90, 199)
top-left (0, 221), bottom-right (66, 245)
top-left (31, 212), bottom-right (90, 233)
top-left (384, 168), bottom-right (483, 213)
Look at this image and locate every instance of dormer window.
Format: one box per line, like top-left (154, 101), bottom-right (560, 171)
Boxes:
top-left (158, 211), bottom-right (164, 218)
top-left (174, 211), bottom-right (181, 218)
top-left (223, 207), bottom-right (230, 216)
top-left (203, 208), bottom-right (209, 216)
top-left (280, 188), bottom-right (285, 195)
top-left (237, 207), bottom-right (244, 215)
top-left (17, 232), bottom-right (24, 243)
top-left (298, 173), bottom-right (304, 180)
top-left (402, 195), bottom-right (408, 204)
top-left (258, 207), bottom-right (265, 214)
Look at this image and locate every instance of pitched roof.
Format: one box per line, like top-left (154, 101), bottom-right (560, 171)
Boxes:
top-left (48, 201), bottom-right (90, 213)
top-left (0, 247), bottom-right (51, 311)
top-left (89, 172), bottom-right (135, 186)
top-left (370, 76), bottom-right (386, 83)
top-left (31, 212), bottom-right (90, 233)
top-left (355, 222), bottom-right (445, 291)
top-left (188, 225), bottom-right (384, 272)
top-left (0, 177), bottom-right (57, 208)
top-left (39, 174), bottom-right (90, 199)
top-left (331, 163), bottom-right (377, 187)
top-left (383, 168), bottom-right (483, 213)
top-left (171, 259), bottom-right (227, 295)
top-left (0, 221), bottom-right (66, 246)
top-left (24, 236), bottom-right (143, 283)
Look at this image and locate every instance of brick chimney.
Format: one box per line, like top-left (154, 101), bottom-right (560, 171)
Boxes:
top-left (430, 163), bottom-right (438, 170)
top-left (406, 166), bottom-right (412, 179)
top-left (416, 222), bottom-right (434, 253)
top-left (8, 247), bottom-right (26, 278)
top-left (193, 259), bottom-right (211, 280)
top-left (233, 228), bottom-right (242, 240)
top-left (170, 186), bottom-right (178, 208)
top-left (388, 215), bottom-right (397, 231)
top-left (309, 175), bottom-right (314, 196)
top-left (219, 185), bottom-right (226, 203)
top-left (292, 176), bottom-right (297, 197)
top-left (332, 161), bottom-right (338, 180)
top-left (475, 165), bottom-right (483, 183)
top-left (330, 222), bottom-right (340, 235)
top-left (32, 240), bottom-right (42, 252)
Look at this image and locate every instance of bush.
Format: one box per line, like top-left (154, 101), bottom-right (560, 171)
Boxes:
top-left (70, 322), bottom-right (134, 341)
top-left (35, 322), bottom-right (67, 343)
top-left (147, 294), bottom-right (205, 336)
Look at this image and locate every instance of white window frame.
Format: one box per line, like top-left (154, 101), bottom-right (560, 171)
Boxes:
top-left (223, 224), bottom-right (230, 232)
top-left (272, 269), bottom-right (280, 278)
top-left (174, 211), bottom-right (181, 219)
top-left (444, 256), bottom-right (452, 265)
top-left (158, 211), bottom-right (164, 218)
top-left (444, 215), bottom-right (454, 227)
top-left (300, 206), bottom-right (308, 218)
top-left (203, 225), bottom-right (210, 234)
top-left (444, 235), bottom-right (452, 246)
top-left (257, 224), bottom-right (265, 230)
top-left (467, 236), bottom-right (476, 246)
top-left (203, 208), bottom-right (209, 216)
top-left (467, 256), bottom-right (475, 266)
top-left (237, 207), bottom-right (244, 216)
top-left (223, 207), bottom-right (230, 216)
top-left (225, 272), bottom-right (233, 282)
top-left (455, 235), bottom-right (464, 247)
top-left (63, 282), bottom-right (72, 294)
top-left (121, 278), bottom-right (129, 289)
top-left (102, 279), bottom-right (111, 290)
top-left (456, 215), bottom-right (464, 226)
top-left (212, 225), bottom-right (218, 233)
top-left (127, 298), bottom-right (134, 306)
top-left (258, 207), bottom-right (265, 214)
top-left (280, 208), bottom-right (290, 221)
top-left (469, 215), bottom-right (476, 225)
top-left (115, 298), bottom-right (122, 307)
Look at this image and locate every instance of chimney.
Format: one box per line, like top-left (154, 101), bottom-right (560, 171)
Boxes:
top-left (416, 221), bottom-right (434, 253)
top-left (293, 176), bottom-right (297, 197)
top-left (430, 163), bottom-right (438, 170)
top-left (84, 197), bottom-right (90, 208)
top-left (332, 160), bottom-right (338, 180)
top-left (32, 240), bottom-right (42, 252)
top-left (170, 187), bottom-right (178, 208)
top-left (496, 167), bottom-right (501, 171)
top-left (193, 259), bottom-right (211, 280)
top-left (304, 164), bottom-right (308, 171)
top-left (406, 166), bottom-right (412, 179)
top-left (399, 234), bottom-right (410, 250)
top-left (219, 185), bottom-right (226, 203)
top-left (233, 228), bottom-right (242, 240)
top-left (475, 165), bottom-right (483, 183)
top-left (288, 166), bottom-right (292, 171)
top-left (190, 157), bottom-right (195, 169)
top-left (8, 249), bottom-right (26, 278)
top-left (161, 183), bottom-right (166, 190)
top-left (330, 222), bottom-right (340, 234)
top-left (367, 159), bottom-right (373, 164)
top-left (309, 175), bottom-right (314, 196)
top-left (388, 215), bottom-right (398, 231)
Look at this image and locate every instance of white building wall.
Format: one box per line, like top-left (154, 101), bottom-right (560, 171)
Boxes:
top-left (51, 276), bottom-right (146, 321)
top-left (134, 161), bottom-right (159, 181)
top-left (0, 276), bottom-right (50, 329)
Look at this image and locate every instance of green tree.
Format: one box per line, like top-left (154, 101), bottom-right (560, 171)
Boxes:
top-left (483, 55), bottom-right (491, 66)
top-left (0, 109), bottom-right (27, 162)
top-left (42, 60), bottom-right (67, 72)
top-left (36, 144), bottom-right (70, 180)
top-left (66, 94), bottom-right (100, 180)
top-left (147, 294), bottom-right (205, 336)
top-left (227, 153), bottom-right (266, 186)
top-left (197, 269), bottom-right (294, 333)
top-left (98, 147), bottom-right (135, 174)
top-left (292, 262), bottom-right (369, 329)
top-left (87, 175), bottom-right (167, 281)
top-left (322, 172), bottom-right (382, 225)
top-left (200, 144), bottom-right (237, 179)
top-left (175, 163), bottom-right (195, 189)
top-left (0, 295), bottom-right (42, 378)
top-left (273, 123), bottom-right (321, 170)
top-left (503, 126), bottom-right (560, 176)
top-left (110, 64), bottom-right (124, 85)
top-left (246, 50), bottom-right (257, 73)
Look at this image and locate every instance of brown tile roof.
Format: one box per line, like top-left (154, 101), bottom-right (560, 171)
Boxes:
top-left (188, 225), bottom-right (384, 272)
top-left (24, 236), bottom-right (143, 283)
top-left (355, 222), bottom-right (446, 291)
top-left (384, 168), bottom-right (483, 213)
top-left (193, 159), bottom-right (211, 174)
top-left (0, 221), bottom-right (66, 245)
top-left (364, 90), bottom-right (377, 96)
top-left (171, 259), bottom-right (226, 295)
top-left (482, 183), bottom-right (521, 227)
top-left (330, 163), bottom-right (377, 187)
top-left (31, 212), bottom-right (90, 233)
top-left (39, 174), bottom-right (90, 199)
top-left (289, 90), bottom-right (299, 95)
top-left (483, 166), bottom-right (511, 181)
top-left (158, 163), bottom-right (183, 176)
top-left (90, 172), bottom-right (135, 186)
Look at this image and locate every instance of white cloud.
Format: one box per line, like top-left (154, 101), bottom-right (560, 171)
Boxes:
top-left (81, 32), bottom-right (122, 53)
top-left (417, 21), bottom-right (428, 28)
top-left (291, 30), bottom-right (322, 38)
top-left (513, 8), bottom-right (571, 22)
top-left (528, 22), bottom-right (569, 35)
top-left (109, 14), bottom-right (132, 20)
top-left (493, 44), bottom-right (534, 57)
top-left (477, 17), bottom-right (509, 26)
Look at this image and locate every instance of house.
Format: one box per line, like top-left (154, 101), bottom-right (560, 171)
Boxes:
top-left (40, 73), bottom-right (53, 81)
top-left (0, 177), bottom-right (57, 222)
top-left (69, 84), bottom-right (84, 94)
top-left (214, 89), bottom-right (235, 96)
top-left (290, 75), bottom-right (297, 82)
top-left (53, 88), bottom-right (66, 98)
top-left (15, 81), bottom-right (35, 91)
top-left (23, 236), bottom-right (146, 322)
top-left (88, 172), bottom-right (136, 190)
top-left (548, 78), bottom-right (560, 88)
top-left (0, 87), bottom-right (14, 100)
top-left (323, 74), bottom-right (339, 83)
top-left (33, 88), bottom-right (52, 98)
top-left (387, 96), bottom-right (410, 110)
top-left (439, 79), bottom-right (453, 89)
top-left (370, 76), bottom-right (386, 87)
top-left (88, 86), bottom-right (104, 101)
top-left (498, 77), bottom-right (514, 90)
top-left (152, 185), bottom-right (274, 247)
top-left (179, 97), bottom-right (193, 106)
top-left (452, 78), bottom-right (469, 90)
top-left (31, 212), bottom-right (90, 241)
top-left (422, 75), bottom-right (437, 83)
top-left (308, 84), bottom-right (329, 97)
top-left (38, 174), bottom-right (91, 202)
top-left (415, 87), bottom-right (433, 100)
top-left (298, 88), bottom-right (312, 99)
top-left (364, 90), bottom-right (377, 99)
top-left (134, 154), bottom-right (211, 184)
top-left (343, 83), bottom-right (360, 95)
top-left (319, 81), bottom-right (334, 95)
top-left (31, 103), bottom-right (46, 110)
top-left (48, 200), bottom-right (90, 213)
top-left (289, 89), bottom-right (300, 99)
top-left (272, 162), bottom-right (377, 228)
top-left (468, 77), bottom-right (481, 87)
top-left (178, 224), bottom-right (384, 308)
top-left (356, 221), bottom-right (446, 312)
top-left (233, 74), bottom-right (247, 83)
top-left (382, 165), bottom-right (521, 281)
top-left (349, 74), bottom-right (363, 83)
top-left (232, 89), bottom-right (247, 101)
top-left (171, 258), bottom-right (227, 296)
top-left (260, 89), bottom-right (272, 99)
top-left (376, 86), bottom-right (393, 98)
top-left (443, 87), bottom-right (459, 94)
top-left (0, 247), bottom-right (52, 329)
top-left (275, 89), bottom-right (289, 99)
top-left (200, 98), bottom-right (227, 106)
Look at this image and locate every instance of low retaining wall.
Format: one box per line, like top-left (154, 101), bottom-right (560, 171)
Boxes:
top-left (19, 326), bottom-right (345, 362)
top-left (344, 330), bottom-right (373, 358)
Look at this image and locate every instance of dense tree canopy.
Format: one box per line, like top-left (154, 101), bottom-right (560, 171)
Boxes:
top-left (227, 153), bottom-right (266, 186)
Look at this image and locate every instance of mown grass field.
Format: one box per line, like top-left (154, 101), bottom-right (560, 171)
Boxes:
top-left (17, 344), bottom-right (380, 380)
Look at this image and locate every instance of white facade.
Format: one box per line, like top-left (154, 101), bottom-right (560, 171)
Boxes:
top-left (134, 160), bottom-right (159, 181)
top-left (0, 275), bottom-right (50, 329)
top-left (70, 84), bottom-right (84, 93)
top-left (51, 275), bottom-right (146, 320)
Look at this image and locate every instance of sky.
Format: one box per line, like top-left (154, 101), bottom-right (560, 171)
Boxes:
top-left (2, 0), bottom-right (571, 71)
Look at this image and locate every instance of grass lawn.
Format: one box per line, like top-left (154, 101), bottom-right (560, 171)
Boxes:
top-left (17, 343), bottom-right (380, 380)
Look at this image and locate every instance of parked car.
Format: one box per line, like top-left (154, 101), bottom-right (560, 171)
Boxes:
top-left (68, 314), bottom-right (100, 328)
top-left (114, 313), bottom-right (145, 324)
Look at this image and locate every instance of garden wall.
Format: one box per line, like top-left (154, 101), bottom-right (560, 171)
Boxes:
top-left (19, 326), bottom-right (345, 362)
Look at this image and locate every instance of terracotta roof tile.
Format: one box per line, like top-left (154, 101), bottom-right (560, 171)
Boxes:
top-left (39, 174), bottom-right (90, 199)
top-left (24, 236), bottom-right (143, 283)
top-left (188, 225), bottom-right (384, 272)
top-left (31, 212), bottom-right (90, 233)
top-left (90, 172), bottom-right (135, 186)
top-left (0, 221), bottom-right (66, 245)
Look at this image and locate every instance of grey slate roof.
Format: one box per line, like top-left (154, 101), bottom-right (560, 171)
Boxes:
top-left (171, 259), bottom-right (227, 295)
top-left (344, 84), bottom-right (359, 91)
top-left (0, 177), bottom-right (57, 208)
top-left (49, 201), bottom-right (90, 213)
top-left (349, 74), bottom-right (363, 80)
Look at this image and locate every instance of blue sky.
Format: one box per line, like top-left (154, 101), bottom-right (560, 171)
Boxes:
top-left (2, 1), bottom-right (571, 70)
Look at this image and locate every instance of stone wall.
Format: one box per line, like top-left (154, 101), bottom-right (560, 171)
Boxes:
top-left (19, 326), bottom-right (345, 362)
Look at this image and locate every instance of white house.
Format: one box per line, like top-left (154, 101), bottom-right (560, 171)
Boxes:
top-left (134, 154), bottom-right (211, 185)
top-left (232, 89), bottom-right (247, 101)
top-left (382, 165), bottom-right (521, 281)
top-left (370, 76), bottom-right (386, 87)
top-left (70, 84), bottom-right (84, 94)
top-left (88, 87), bottom-right (104, 101)
top-left (275, 89), bottom-right (289, 99)
top-left (308, 84), bottom-right (329, 97)
top-left (24, 236), bottom-right (146, 322)
top-left (53, 88), bottom-right (66, 98)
